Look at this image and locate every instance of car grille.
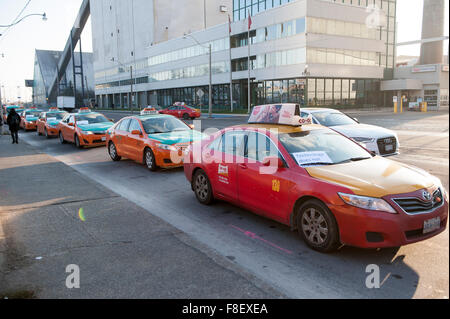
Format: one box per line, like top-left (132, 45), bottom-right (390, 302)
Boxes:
top-left (377, 137), bottom-right (397, 155)
top-left (94, 131), bottom-right (106, 135)
top-left (393, 188), bottom-right (444, 214)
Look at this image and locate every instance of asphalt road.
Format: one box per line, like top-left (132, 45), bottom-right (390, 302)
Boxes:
top-left (18, 110), bottom-right (449, 299)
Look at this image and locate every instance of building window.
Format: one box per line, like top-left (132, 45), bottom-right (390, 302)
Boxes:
top-left (233, 0), bottom-right (296, 21)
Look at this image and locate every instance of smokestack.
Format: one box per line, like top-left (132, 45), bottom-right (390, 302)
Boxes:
top-left (420, 0), bottom-right (445, 65)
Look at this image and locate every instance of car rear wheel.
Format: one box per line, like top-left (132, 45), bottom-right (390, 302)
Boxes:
top-left (109, 142), bottom-right (121, 161)
top-left (297, 199), bottom-right (340, 253)
top-left (45, 128), bottom-right (50, 139)
top-left (144, 148), bottom-right (158, 171)
top-left (193, 170), bottom-right (214, 205)
top-left (59, 131), bottom-right (66, 144)
top-left (183, 113), bottom-right (190, 120)
top-left (75, 135), bottom-right (83, 149)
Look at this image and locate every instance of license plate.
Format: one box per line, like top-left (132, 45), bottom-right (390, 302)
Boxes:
top-left (101, 137), bottom-right (106, 142)
top-left (385, 144), bottom-right (394, 152)
top-left (423, 217), bottom-right (441, 234)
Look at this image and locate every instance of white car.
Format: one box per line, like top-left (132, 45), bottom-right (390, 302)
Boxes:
top-left (301, 108), bottom-right (399, 156)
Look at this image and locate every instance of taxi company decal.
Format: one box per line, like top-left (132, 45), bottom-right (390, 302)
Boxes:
top-left (272, 180), bottom-right (281, 192)
top-left (292, 151), bottom-right (333, 166)
top-left (248, 104), bottom-right (312, 126)
top-left (218, 164), bottom-right (229, 184)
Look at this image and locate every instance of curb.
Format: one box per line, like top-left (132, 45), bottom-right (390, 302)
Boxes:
top-left (0, 213), bottom-right (6, 273)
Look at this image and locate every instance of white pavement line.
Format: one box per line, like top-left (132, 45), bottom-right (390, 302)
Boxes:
top-left (401, 146), bottom-right (449, 152)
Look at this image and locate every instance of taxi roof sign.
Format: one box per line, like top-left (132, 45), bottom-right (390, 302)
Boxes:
top-left (141, 107), bottom-right (159, 115)
top-left (78, 107), bottom-right (91, 113)
top-left (248, 104), bottom-right (312, 126)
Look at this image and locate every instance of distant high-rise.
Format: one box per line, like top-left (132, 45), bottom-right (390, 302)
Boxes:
top-left (420, 0), bottom-right (445, 65)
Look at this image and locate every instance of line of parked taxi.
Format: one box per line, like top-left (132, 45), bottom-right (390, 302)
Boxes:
top-left (12, 103), bottom-right (449, 253)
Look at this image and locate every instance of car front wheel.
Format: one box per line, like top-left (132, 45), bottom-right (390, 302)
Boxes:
top-left (59, 131), bottom-right (66, 144)
top-left (109, 142), bottom-right (121, 161)
top-left (297, 199), bottom-right (340, 253)
top-left (144, 148), bottom-right (158, 171)
top-left (193, 170), bottom-right (214, 205)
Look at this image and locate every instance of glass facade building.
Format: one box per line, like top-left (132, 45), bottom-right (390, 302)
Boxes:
top-left (94, 0), bottom-right (397, 110)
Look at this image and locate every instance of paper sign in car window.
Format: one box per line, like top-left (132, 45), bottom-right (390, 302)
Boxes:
top-left (26, 115), bottom-right (34, 119)
top-left (77, 120), bottom-right (89, 125)
top-left (47, 117), bottom-right (57, 121)
top-left (292, 151), bottom-right (333, 166)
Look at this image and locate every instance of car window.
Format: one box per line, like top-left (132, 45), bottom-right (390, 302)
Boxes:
top-left (117, 119), bottom-right (131, 131)
top-left (142, 117), bottom-right (190, 134)
top-left (279, 129), bottom-right (371, 166)
top-left (128, 119), bottom-right (141, 133)
top-left (68, 116), bottom-right (75, 124)
top-left (312, 111), bottom-right (357, 127)
top-left (219, 131), bottom-right (246, 157)
top-left (245, 132), bottom-right (280, 162)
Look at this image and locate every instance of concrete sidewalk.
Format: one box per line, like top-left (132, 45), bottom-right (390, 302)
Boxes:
top-left (0, 137), bottom-right (282, 298)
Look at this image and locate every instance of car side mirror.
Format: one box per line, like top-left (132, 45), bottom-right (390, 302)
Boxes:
top-left (131, 130), bottom-right (142, 136)
top-left (68, 123), bottom-right (75, 127)
top-left (262, 156), bottom-right (284, 168)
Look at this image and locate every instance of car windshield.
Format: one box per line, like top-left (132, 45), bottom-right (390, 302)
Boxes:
top-left (8, 108), bottom-right (23, 114)
top-left (46, 112), bottom-right (66, 120)
top-left (24, 111), bottom-right (41, 117)
top-left (141, 117), bottom-right (190, 134)
top-left (312, 111), bottom-right (357, 127)
top-left (279, 129), bottom-right (372, 166)
top-left (76, 113), bottom-right (109, 124)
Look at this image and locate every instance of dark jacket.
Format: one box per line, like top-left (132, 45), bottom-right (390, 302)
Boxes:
top-left (7, 109), bottom-right (21, 131)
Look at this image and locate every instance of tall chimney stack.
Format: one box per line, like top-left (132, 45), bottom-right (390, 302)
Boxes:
top-left (420, 0), bottom-right (445, 65)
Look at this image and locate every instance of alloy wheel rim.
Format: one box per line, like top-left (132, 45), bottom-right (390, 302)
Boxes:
top-left (110, 144), bottom-right (116, 158)
top-left (146, 151), bottom-right (153, 168)
top-left (301, 208), bottom-right (329, 245)
top-left (195, 175), bottom-right (208, 201)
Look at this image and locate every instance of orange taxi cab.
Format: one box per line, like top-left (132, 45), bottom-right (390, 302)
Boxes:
top-left (57, 108), bottom-right (114, 148)
top-left (183, 104), bottom-right (448, 252)
top-left (20, 108), bottom-right (43, 131)
top-left (106, 114), bottom-right (205, 170)
top-left (37, 109), bottom-right (68, 138)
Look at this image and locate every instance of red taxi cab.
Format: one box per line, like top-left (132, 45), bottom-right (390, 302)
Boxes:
top-left (106, 114), bottom-right (205, 171)
top-left (20, 108), bottom-right (43, 131)
top-left (37, 110), bottom-right (68, 138)
top-left (159, 102), bottom-right (201, 120)
top-left (58, 108), bottom-right (114, 148)
top-left (184, 104), bottom-right (448, 252)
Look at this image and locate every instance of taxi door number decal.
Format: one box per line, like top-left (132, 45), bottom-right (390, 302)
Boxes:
top-left (218, 164), bottom-right (229, 185)
top-left (272, 180), bottom-right (280, 193)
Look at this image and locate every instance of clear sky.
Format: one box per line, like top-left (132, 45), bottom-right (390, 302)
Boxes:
top-left (0, 0), bottom-right (448, 103)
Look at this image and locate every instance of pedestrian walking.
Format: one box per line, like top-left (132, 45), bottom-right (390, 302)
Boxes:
top-left (6, 108), bottom-right (21, 144)
top-left (0, 114), bottom-right (4, 137)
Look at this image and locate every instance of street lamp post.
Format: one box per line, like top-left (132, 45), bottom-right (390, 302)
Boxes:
top-left (183, 34), bottom-right (213, 118)
top-left (111, 58), bottom-right (134, 114)
top-left (0, 13), bottom-right (47, 28)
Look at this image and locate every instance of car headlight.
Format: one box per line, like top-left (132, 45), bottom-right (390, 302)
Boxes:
top-left (81, 131), bottom-right (94, 135)
top-left (157, 144), bottom-right (177, 151)
top-left (338, 193), bottom-right (397, 214)
top-left (352, 137), bottom-right (375, 143)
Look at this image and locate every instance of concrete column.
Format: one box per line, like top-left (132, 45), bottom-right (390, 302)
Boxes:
top-left (420, 0), bottom-right (445, 64)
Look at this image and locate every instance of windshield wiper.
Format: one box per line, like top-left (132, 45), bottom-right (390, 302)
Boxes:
top-left (349, 157), bottom-right (371, 162)
top-left (301, 162), bottom-right (335, 166)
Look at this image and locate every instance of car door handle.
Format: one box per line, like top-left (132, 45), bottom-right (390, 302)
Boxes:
top-left (239, 164), bottom-right (248, 169)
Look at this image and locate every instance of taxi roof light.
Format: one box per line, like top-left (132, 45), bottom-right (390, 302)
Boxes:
top-left (248, 104), bottom-right (312, 127)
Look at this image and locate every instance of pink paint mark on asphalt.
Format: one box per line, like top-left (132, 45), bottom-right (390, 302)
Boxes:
top-left (230, 224), bottom-right (293, 255)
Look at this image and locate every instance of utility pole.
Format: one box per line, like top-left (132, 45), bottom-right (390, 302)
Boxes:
top-left (130, 65), bottom-right (134, 114)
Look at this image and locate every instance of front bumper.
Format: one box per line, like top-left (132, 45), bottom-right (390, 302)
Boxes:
top-left (154, 147), bottom-right (189, 168)
top-left (24, 122), bottom-right (37, 130)
top-left (79, 133), bottom-right (107, 147)
top-left (331, 195), bottom-right (448, 248)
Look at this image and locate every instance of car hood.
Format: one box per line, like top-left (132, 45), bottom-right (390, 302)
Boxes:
top-left (305, 157), bottom-right (436, 198)
top-left (47, 120), bottom-right (62, 126)
top-left (331, 124), bottom-right (396, 139)
top-left (148, 130), bottom-right (205, 145)
top-left (77, 122), bottom-right (114, 132)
